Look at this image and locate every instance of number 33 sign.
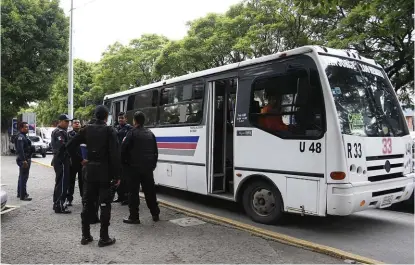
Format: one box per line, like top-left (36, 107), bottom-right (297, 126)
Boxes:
top-left (382, 138), bottom-right (392, 154)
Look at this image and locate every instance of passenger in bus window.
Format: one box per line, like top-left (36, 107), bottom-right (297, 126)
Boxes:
top-left (259, 92), bottom-right (289, 132)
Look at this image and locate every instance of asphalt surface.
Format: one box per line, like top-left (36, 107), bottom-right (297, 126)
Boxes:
top-left (31, 155), bottom-right (415, 264)
top-left (1, 155), bottom-right (343, 264)
top-left (153, 188), bottom-right (414, 264)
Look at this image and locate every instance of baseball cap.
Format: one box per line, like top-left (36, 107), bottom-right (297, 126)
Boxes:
top-left (58, 114), bottom-right (72, 121)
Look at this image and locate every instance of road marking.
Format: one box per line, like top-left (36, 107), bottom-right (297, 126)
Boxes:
top-left (1, 205), bottom-right (20, 215)
top-left (170, 217), bottom-right (206, 227)
top-left (33, 160), bottom-right (383, 264)
top-left (32, 160), bottom-right (53, 168)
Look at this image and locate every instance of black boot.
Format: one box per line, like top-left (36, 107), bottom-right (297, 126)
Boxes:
top-left (55, 203), bottom-right (71, 214)
top-left (152, 215), bottom-right (160, 222)
top-left (81, 212), bottom-right (92, 245)
top-left (123, 216), bottom-right (140, 224)
top-left (98, 226), bottom-right (116, 247)
top-left (98, 237), bottom-right (116, 247)
top-left (81, 235), bottom-right (93, 245)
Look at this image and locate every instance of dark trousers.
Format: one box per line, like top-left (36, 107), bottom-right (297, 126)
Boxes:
top-left (82, 166), bottom-right (99, 218)
top-left (126, 167), bottom-right (160, 219)
top-left (67, 162), bottom-right (83, 202)
top-left (116, 167), bottom-right (128, 201)
top-left (53, 158), bottom-right (70, 210)
top-left (81, 181), bottom-right (112, 239)
top-left (17, 159), bottom-right (31, 199)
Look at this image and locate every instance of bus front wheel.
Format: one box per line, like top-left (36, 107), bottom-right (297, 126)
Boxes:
top-left (242, 180), bottom-right (283, 224)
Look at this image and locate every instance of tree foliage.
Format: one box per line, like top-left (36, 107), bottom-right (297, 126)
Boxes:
top-left (34, 59), bottom-right (96, 126)
top-left (26, 0), bottom-right (415, 124)
top-left (1, 0), bottom-right (69, 129)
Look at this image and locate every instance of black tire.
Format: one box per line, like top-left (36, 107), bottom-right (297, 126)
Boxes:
top-left (42, 152), bottom-right (46, 158)
top-left (242, 180), bottom-right (284, 224)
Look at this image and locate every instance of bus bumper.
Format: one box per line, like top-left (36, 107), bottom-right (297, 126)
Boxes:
top-left (327, 174), bottom-right (415, 216)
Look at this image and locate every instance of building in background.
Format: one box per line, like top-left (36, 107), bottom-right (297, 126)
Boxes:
top-left (402, 107), bottom-right (414, 131)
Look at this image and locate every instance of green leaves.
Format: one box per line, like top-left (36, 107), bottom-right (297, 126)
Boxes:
top-left (1, 0), bottom-right (68, 127)
top-left (13, 0), bottom-right (414, 125)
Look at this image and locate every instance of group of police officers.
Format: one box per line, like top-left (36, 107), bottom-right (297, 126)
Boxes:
top-left (15, 105), bottom-right (160, 247)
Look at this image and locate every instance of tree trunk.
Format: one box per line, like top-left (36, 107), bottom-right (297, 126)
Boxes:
top-left (1, 132), bottom-right (11, 155)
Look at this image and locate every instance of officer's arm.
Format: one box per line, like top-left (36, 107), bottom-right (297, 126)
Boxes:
top-left (152, 133), bottom-right (158, 162)
top-left (108, 127), bottom-right (121, 178)
top-left (16, 136), bottom-right (26, 161)
top-left (121, 130), bottom-right (133, 164)
top-left (54, 131), bottom-right (64, 151)
top-left (66, 129), bottom-right (85, 160)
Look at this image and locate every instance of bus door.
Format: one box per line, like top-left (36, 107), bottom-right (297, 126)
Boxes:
top-left (110, 97), bottom-right (127, 126)
top-left (207, 76), bottom-right (238, 195)
top-left (234, 57), bottom-right (328, 216)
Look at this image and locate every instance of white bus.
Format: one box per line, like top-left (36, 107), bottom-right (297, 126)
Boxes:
top-left (104, 46), bottom-right (415, 224)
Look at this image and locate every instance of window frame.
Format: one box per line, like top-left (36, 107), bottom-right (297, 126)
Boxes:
top-left (248, 69), bottom-right (327, 140)
top-left (126, 89), bottom-right (160, 128)
top-left (158, 79), bottom-right (205, 128)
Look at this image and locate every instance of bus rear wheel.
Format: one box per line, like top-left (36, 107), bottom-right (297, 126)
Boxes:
top-left (242, 180), bottom-right (283, 224)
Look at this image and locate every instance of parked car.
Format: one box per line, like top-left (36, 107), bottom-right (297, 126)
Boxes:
top-left (1, 185), bottom-right (8, 211)
top-left (28, 135), bottom-right (48, 158)
top-left (36, 127), bottom-right (54, 153)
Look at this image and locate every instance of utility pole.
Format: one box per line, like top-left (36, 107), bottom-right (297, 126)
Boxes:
top-left (68, 0), bottom-right (74, 119)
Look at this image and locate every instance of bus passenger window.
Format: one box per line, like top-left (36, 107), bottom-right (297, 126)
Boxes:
top-left (249, 69), bottom-right (325, 138)
top-left (126, 90), bottom-right (158, 127)
top-left (159, 81), bottom-right (204, 126)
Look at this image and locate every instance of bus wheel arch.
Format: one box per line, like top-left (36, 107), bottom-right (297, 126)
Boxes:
top-left (237, 174), bottom-right (285, 224)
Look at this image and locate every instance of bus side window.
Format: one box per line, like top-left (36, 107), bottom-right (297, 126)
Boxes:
top-left (126, 90), bottom-right (158, 127)
top-left (159, 81), bottom-right (204, 126)
top-left (249, 69), bottom-right (325, 138)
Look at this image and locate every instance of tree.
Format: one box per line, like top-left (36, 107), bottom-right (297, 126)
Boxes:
top-left (296, 0), bottom-right (414, 103)
top-left (85, 34), bottom-right (169, 106)
top-left (1, 0), bottom-right (69, 129)
top-left (36, 59), bottom-right (96, 125)
top-left (155, 0), bottom-right (315, 77)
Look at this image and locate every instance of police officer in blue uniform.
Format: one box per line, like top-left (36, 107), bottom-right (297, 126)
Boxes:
top-left (15, 122), bottom-right (33, 201)
top-left (51, 114), bottom-right (72, 214)
top-left (113, 112), bottom-right (132, 205)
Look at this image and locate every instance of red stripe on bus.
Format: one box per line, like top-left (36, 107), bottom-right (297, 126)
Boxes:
top-left (157, 143), bottom-right (197, 149)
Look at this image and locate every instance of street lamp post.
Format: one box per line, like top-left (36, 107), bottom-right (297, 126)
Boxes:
top-left (68, 0), bottom-right (74, 119)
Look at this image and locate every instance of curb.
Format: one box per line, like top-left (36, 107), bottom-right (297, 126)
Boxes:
top-left (33, 160), bottom-right (383, 264)
top-left (147, 196), bottom-right (383, 264)
top-left (32, 160), bottom-right (53, 168)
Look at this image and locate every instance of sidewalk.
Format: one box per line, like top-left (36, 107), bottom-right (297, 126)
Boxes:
top-left (1, 156), bottom-right (342, 263)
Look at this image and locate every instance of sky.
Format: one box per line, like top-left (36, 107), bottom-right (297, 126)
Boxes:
top-left (59, 0), bottom-right (242, 62)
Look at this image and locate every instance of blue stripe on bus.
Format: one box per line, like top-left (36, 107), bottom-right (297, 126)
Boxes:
top-left (156, 136), bottom-right (199, 143)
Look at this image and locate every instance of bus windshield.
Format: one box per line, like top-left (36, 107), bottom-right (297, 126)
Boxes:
top-left (320, 55), bottom-right (408, 137)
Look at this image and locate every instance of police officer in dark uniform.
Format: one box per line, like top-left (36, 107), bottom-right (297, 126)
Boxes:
top-left (51, 114), bottom-right (72, 214)
top-left (66, 105), bottom-right (120, 247)
top-left (114, 112), bottom-right (132, 205)
top-left (79, 118), bottom-right (100, 224)
top-left (67, 118), bottom-right (83, 206)
top-left (15, 122), bottom-right (33, 201)
top-left (121, 111), bottom-right (160, 224)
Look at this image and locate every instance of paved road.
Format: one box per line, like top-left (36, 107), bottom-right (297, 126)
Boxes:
top-left (1, 156), bottom-right (342, 264)
top-left (31, 155), bottom-right (415, 264)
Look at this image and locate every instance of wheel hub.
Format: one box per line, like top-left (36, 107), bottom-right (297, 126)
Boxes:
top-left (252, 188), bottom-right (276, 216)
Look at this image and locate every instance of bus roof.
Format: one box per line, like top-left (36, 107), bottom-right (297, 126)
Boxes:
top-left (104, 45), bottom-right (379, 100)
